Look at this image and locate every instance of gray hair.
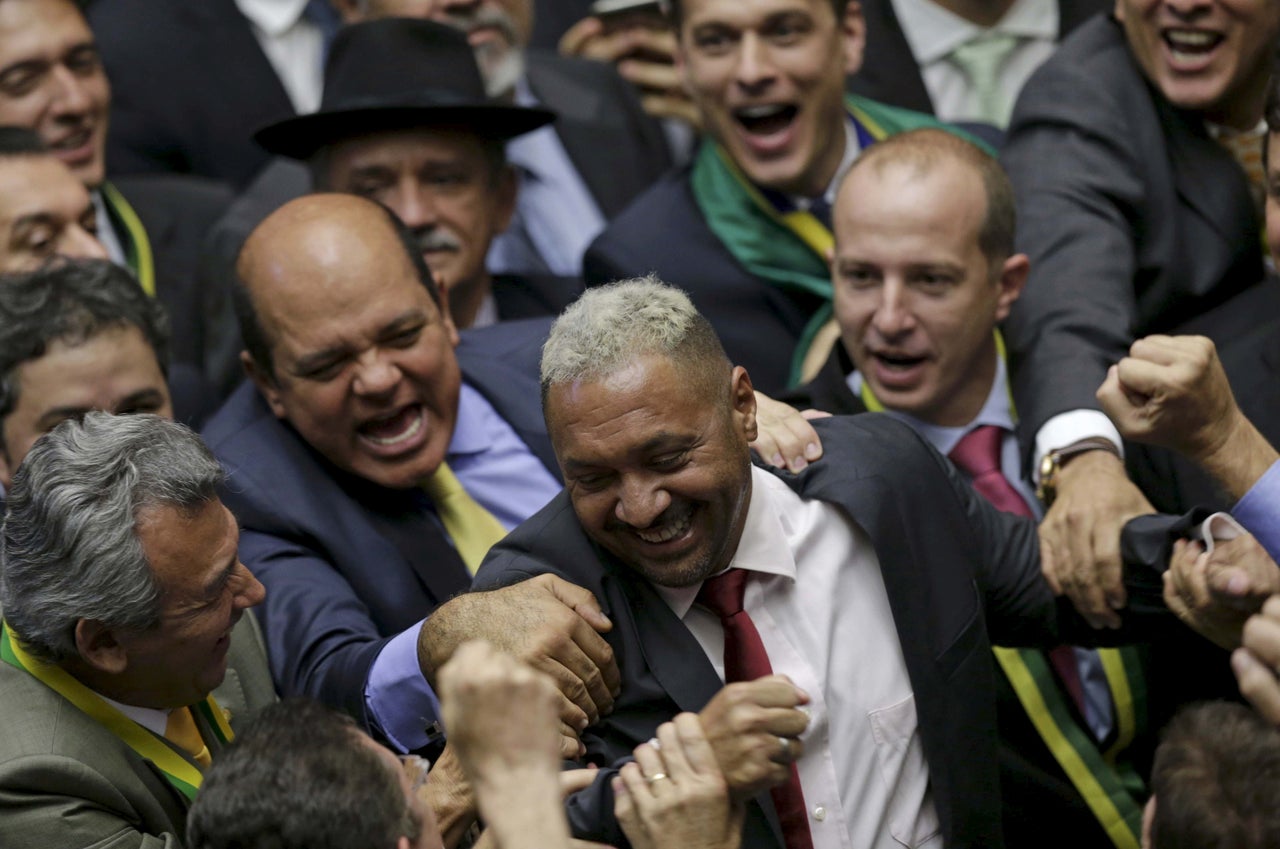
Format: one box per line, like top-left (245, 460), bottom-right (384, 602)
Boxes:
top-left (1, 412), bottom-right (225, 664)
top-left (540, 275), bottom-right (729, 403)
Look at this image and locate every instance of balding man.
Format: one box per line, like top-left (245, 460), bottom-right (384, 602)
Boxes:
top-left (202, 194), bottom-right (618, 814)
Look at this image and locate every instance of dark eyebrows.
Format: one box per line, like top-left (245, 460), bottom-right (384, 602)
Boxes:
top-left (290, 308), bottom-right (427, 375)
top-left (10, 212), bottom-right (59, 240)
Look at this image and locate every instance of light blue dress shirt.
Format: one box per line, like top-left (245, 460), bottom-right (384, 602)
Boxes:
top-left (1232, 460), bottom-right (1280, 563)
top-left (364, 383), bottom-right (562, 752)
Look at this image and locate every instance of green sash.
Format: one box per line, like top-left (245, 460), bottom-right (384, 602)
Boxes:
top-left (689, 95), bottom-right (985, 386)
top-left (0, 623), bottom-right (231, 801)
top-left (857, 348), bottom-right (1147, 848)
top-left (100, 182), bottom-right (157, 298)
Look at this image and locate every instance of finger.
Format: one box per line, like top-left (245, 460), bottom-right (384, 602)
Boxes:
top-left (618, 761), bottom-right (656, 809)
top-left (1113, 356), bottom-right (1173, 399)
top-left (542, 575), bottom-right (614, 633)
top-left (618, 59), bottom-right (683, 92)
top-left (1089, 512), bottom-right (1128, 618)
top-left (672, 712), bottom-right (721, 777)
top-left (632, 740), bottom-right (672, 795)
top-left (800, 408), bottom-right (832, 421)
top-left (654, 719), bottom-right (694, 781)
top-left (636, 94), bottom-right (703, 127)
top-left (558, 720), bottom-right (587, 759)
top-left (528, 652), bottom-right (600, 728)
top-left (560, 767), bottom-right (600, 797)
top-left (1039, 530), bottom-right (1063, 596)
top-left (770, 735), bottom-right (805, 766)
top-left (611, 773), bottom-right (645, 844)
top-left (749, 431), bottom-right (787, 469)
top-left (1058, 505), bottom-right (1111, 626)
top-left (1233, 647), bottom-right (1280, 725)
top-left (736, 675), bottom-right (810, 708)
top-left (557, 16), bottom-right (604, 55)
top-left (750, 706), bottom-right (812, 738)
top-left (1243, 606), bottom-right (1280, 665)
top-left (1163, 571), bottom-right (1196, 629)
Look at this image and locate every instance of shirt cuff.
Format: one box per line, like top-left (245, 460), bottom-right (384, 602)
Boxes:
top-left (1231, 460), bottom-right (1280, 563)
top-left (365, 620), bottom-right (440, 753)
top-left (1033, 411), bottom-right (1125, 483)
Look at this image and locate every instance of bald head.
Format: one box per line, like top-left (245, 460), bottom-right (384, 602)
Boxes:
top-left (234, 194), bottom-right (440, 381)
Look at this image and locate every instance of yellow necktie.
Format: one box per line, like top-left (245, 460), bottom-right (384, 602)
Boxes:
top-left (1217, 126), bottom-right (1266, 218)
top-left (164, 706), bottom-right (211, 768)
top-left (422, 462), bottom-right (507, 574)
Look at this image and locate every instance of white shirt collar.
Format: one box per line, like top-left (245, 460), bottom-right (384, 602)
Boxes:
top-left (892, 0), bottom-right (1058, 64)
top-left (788, 119), bottom-right (860, 210)
top-left (234, 0), bottom-right (311, 37)
top-left (652, 466), bottom-right (797, 619)
top-left (97, 691), bottom-right (170, 737)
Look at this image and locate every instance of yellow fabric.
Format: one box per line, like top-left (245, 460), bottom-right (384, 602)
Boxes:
top-left (1216, 127), bottom-right (1266, 218)
top-left (164, 706), bottom-right (211, 768)
top-left (422, 462), bottom-right (507, 574)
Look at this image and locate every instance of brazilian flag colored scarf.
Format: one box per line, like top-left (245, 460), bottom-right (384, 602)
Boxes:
top-left (858, 340), bottom-right (1148, 849)
top-left (100, 182), bottom-right (157, 298)
top-left (690, 95), bottom-right (983, 386)
top-left (1, 623), bottom-right (231, 801)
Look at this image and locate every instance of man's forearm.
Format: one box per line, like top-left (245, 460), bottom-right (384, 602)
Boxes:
top-left (1198, 412), bottom-right (1280, 501)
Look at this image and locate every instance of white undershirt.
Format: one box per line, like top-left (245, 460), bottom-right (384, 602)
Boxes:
top-left (654, 467), bottom-right (942, 849)
top-left (98, 692), bottom-right (169, 737)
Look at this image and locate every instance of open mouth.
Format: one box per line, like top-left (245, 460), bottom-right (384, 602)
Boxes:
top-left (358, 404), bottom-right (425, 449)
top-left (633, 502), bottom-right (695, 545)
top-left (48, 126), bottom-right (95, 160)
top-left (734, 104), bottom-right (799, 137)
top-left (1163, 28), bottom-right (1224, 60)
top-left (872, 351), bottom-right (927, 371)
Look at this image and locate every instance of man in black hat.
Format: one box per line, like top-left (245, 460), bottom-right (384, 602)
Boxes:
top-left (208, 19), bottom-right (581, 332)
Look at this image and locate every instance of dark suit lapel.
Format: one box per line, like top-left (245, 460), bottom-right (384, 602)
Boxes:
top-left (848, 0), bottom-right (935, 114)
top-left (525, 56), bottom-right (630, 217)
top-left (200, 0), bottom-right (296, 122)
top-left (1160, 96), bottom-right (1259, 248)
top-left (1057, 0), bottom-right (1110, 33)
top-left (357, 485), bottom-right (472, 607)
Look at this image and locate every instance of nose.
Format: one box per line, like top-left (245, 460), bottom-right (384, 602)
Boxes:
top-left (614, 474), bottom-right (672, 529)
top-left (232, 562), bottom-right (267, 610)
top-left (388, 179), bottom-right (437, 231)
top-left (47, 65), bottom-right (94, 118)
top-left (871, 280), bottom-right (917, 339)
top-left (735, 32), bottom-right (777, 92)
top-left (352, 350), bottom-right (402, 398)
top-left (61, 225), bottom-right (109, 261)
top-left (1163, 0), bottom-right (1211, 19)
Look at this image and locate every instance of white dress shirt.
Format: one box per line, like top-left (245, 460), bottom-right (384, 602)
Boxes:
top-left (234, 0), bottom-right (325, 114)
top-left (655, 467), bottom-right (942, 849)
top-left (890, 0), bottom-right (1058, 126)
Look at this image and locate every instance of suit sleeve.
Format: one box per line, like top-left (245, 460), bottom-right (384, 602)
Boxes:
top-left (0, 757), bottom-right (181, 849)
top-left (999, 57), bottom-right (1146, 460)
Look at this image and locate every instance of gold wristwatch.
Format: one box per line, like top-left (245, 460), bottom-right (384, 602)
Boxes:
top-left (1036, 439), bottom-right (1122, 507)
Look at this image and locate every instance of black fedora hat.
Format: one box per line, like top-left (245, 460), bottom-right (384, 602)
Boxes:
top-left (254, 18), bottom-right (554, 160)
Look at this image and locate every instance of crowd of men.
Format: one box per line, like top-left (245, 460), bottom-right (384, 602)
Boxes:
top-left (3, 0), bottom-right (1280, 847)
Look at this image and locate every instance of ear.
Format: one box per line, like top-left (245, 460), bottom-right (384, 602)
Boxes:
top-left (75, 619), bottom-right (129, 675)
top-left (1113, 0), bottom-right (1127, 22)
top-left (992, 253), bottom-right (1029, 323)
top-left (1140, 795), bottom-right (1155, 849)
top-left (841, 1), bottom-right (867, 77)
top-left (492, 165), bottom-right (518, 235)
top-left (730, 366), bottom-right (758, 442)
top-left (242, 350), bottom-right (288, 420)
top-left (434, 273), bottom-right (460, 348)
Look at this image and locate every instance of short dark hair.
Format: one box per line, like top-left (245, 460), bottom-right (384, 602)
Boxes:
top-left (841, 127), bottom-right (1017, 268)
top-left (0, 126), bottom-right (49, 157)
top-left (0, 259), bottom-right (170, 435)
top-left (1150, 701), bottom-right (1280, 849)
top-left (233, 201), bottom-right (440, 382)
top-left (665, 0), bottom-right (849, 30)
top-left (187, 699), bottom-right (421, 849)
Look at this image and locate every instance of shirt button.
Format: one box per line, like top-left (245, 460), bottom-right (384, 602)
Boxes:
top-left (813, 806), bottom-right (827, 822)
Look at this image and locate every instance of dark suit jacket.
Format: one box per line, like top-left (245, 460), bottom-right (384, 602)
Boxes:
top-left (524, 50), bottom-right (673, 219)
top-left (110, 175), bottom-right (241, 413)
top-left (89, 0), bottom-right (295, 188)
top-left (848, 0), bottom-right (1108, 114)
top-left (474, 414), bottom-right (1184, 849)
top-left (1000, 15), bottom-right (1267, 465)
top-left (201, 318), bottom-right (556, 727)
top-left (582, 167), bottom-right (827, 395)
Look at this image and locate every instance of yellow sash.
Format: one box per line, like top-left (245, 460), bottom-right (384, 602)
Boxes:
top-left (100, 182), bottom-right (157, 298)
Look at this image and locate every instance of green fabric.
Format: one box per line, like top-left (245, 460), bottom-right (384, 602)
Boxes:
top-left (690, 94), bottom-right (988, 386)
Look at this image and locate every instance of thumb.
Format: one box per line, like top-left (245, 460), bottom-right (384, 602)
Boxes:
top-left (543, 575), bottom-right (613, 632)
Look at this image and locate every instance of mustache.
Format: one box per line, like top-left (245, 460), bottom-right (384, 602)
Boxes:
top-left (412, 228), bottom-right (461, 254)
top-left (440, 5), bottom-right (518, 44)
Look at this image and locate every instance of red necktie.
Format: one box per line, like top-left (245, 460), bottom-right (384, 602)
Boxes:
top-left (948, 425), bottom-right (1087, 714)
top-left (697, 569), bottom-right (815, 849)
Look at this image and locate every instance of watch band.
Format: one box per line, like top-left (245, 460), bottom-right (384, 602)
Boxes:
top-left (1036, 439), bottom-right (1122, 507)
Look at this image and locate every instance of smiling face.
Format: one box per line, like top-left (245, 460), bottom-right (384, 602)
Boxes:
top-left (0, 154), bottom-right (107, 271)
top-left (1115, 0), bottom-right (1280, 128)
top-left (111, 499), bottom-right (265, 709)
top-left (832, 157), bottom-right (1025, 426)
top-left (675, 0), bottom-right (864, 196)
top-left (0, 324), bottom-right (172, 487)
top-left (547, 355), bottom-right (758, 588)
top-left (242, 198), bottom-right (462, 491)
top-left (0, 0), bottom-right (110, 187)
top-left (322, 128), bottom-right (515, 327)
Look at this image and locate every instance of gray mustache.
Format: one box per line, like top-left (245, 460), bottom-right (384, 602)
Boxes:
top-left (414, 229), bottom-right (461, 253)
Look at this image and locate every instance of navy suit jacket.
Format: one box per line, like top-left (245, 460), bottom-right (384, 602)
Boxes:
top-left (474, 414), bottom-right (1183, 849)
top-left (202, 318), bottom-right (555, 727)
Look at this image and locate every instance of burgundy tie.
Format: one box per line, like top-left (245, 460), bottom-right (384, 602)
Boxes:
top-left (697, 569), bottom-right (815, 849)
top-left (948, 425), bottom-right (1087, 715)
